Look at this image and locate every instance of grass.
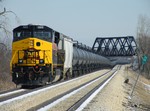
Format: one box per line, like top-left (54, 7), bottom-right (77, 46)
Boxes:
top-left (0, 72), bottom-right (15, 92)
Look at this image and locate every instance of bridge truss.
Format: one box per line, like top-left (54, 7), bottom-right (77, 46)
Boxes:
top-left (92, 36), bottom-right (137, 56)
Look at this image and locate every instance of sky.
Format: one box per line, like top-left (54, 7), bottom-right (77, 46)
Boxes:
top-left (2, 0), bottom-right (150, 47)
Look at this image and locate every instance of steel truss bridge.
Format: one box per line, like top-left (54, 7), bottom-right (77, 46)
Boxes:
top-left (92, 36), bottom-right (137, 57)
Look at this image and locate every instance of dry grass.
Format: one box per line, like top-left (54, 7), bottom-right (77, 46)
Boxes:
top-left (125, 67), bottom-right (150, 111)
top-left (0, 72), bottom-right (15, 92)
top-left (0, 49), bottom-right (15, 92)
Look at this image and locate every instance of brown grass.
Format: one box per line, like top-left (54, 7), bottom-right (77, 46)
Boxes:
top-left (0, 72), bottom-right (15, 92)
top-left (126, 67), bottom-right (150, 111)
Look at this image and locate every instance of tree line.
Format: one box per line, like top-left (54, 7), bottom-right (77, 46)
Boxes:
top-left (0, 0), bottom-right (16, 90)
top-left (136, 15), bottom-right (150, 79)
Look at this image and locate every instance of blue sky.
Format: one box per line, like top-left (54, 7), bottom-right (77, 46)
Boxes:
top-left (3, 0), bottom-right (150, 46)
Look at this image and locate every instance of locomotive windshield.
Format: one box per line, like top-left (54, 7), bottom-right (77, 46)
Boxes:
top-left (13, 25), bottom-right (53, 42)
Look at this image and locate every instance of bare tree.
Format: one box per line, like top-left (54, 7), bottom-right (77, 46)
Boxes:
top-left (0, 0), bottom-right (18, 52)
top-left (0, 0), bottom-right (17, 90)
top-left (136, 15), bottom-right (150, 79)
top-left (0, 6), bottom-right (18, 40)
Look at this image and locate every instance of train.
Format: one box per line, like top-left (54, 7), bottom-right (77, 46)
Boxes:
top-left (10, 24), bottom-right (114, 86)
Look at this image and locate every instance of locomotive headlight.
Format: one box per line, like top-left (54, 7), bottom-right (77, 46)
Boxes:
top-left (29, 40), bottom-right (34, 46)
top-left (18, 59), bottom-right (23, 64)
top-left (39, 59), bottom-right (44, 64)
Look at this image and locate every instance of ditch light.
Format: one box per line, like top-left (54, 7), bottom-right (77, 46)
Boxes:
top-left (39, 59), bottom-right (44, 64)
top-left (18, 59), bottom-right (23, 64)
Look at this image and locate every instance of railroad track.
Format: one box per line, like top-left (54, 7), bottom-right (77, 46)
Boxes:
top-left (0, 66), bottom-right (120, 111)
top-left (69, 70), bottom-right (118, 111)
top-left (35, 66), bottom-right (119, 111)
top-left (0, 89), bottom-right (27, 102)
top-left (0, 85), bottom-right (47, 102)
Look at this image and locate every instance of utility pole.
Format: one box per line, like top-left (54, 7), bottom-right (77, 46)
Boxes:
top-left (130, 55), bottom-right (148, 98)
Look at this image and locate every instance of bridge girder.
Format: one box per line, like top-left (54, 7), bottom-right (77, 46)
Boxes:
top-left (92, 36), bottom-right (137, 56)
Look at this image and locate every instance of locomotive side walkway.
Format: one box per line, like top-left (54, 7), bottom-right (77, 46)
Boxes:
top-left (83, 65), bottom-right (150, 111)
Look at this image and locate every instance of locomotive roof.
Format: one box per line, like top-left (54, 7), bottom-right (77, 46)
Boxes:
top-left (13, 24), bottom-right (53, 32)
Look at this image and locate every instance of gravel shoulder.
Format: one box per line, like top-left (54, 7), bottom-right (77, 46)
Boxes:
top-left (83, 65), bottom-right (150, 111)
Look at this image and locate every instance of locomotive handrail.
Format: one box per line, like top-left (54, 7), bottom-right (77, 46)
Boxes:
top-left (57, 50), bottom-right (65, 63)
top-left (10, 50), bottom-right (17, 66)
top-left (45, 50), bottom-right (51, 64)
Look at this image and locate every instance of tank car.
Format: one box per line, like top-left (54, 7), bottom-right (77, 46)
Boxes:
top-left (10, 24), bottom-right (113, 86)
top-left (72, 41), bottom-right (113, 77)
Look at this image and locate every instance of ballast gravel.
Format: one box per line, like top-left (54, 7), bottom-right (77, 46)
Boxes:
top-left (48, 70), bottom-right (115, 111)
top-left (0, 69), bottom-right (110, 111)
top-left (82, 66), bottom-right (127, 111)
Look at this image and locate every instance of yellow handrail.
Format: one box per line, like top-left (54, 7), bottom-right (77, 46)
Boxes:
top-left (10, 50), bottom-right (17, 71)
top-left (45, 50), bottom-right (51, 64)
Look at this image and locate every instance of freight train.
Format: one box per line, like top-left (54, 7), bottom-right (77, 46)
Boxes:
top-left (10, 24), bottom-right (113, 86)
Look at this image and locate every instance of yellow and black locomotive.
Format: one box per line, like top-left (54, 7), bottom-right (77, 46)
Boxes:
top-left (11, 25), bottom-right (64, 85)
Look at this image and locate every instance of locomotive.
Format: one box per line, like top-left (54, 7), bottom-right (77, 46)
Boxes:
top-left (10, 24), bottom-right (113, 86)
